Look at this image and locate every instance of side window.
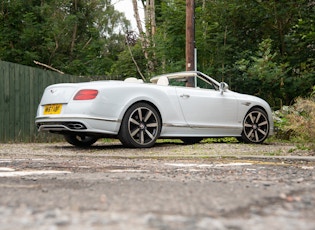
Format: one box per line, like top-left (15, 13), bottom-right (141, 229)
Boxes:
top-left (169, 76), bottom-right (196, 87)
top-left (168, 75), bottom-right (217, 90)
top-left (169, 78), bottom-right (187, 87)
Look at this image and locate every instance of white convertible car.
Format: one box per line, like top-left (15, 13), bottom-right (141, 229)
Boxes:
top-left (35, 71), bottom-right (274, 148)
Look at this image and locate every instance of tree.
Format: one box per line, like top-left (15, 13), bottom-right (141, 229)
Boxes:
top-left (152, 0), bottom-right (187, 73)
top-left (0, 0), bottom-right (130, 75)
top-left (132, 0), bottom-right (157, 75)
top-left (139, 0), bottom-right (314, 107)
top-left (235, 39), bottom-right (289, 108)
top-left (2, 0), bottom-right (314, 105)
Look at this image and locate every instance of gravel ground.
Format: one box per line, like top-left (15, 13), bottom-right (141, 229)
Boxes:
top-left (0, 139), bottom-right (314, 157)
top-left (0, 141), bottom-right (314, 230)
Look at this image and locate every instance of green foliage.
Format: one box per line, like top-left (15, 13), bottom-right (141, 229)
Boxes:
top-left (1, 0), bottom-right (315, 106)
top-left (235, 39), bottom-right (289, 108)
top-left (146, 0), bottom-right (314, 108)
top-left (0, 0), bottom-right (129, 76)
top-left (202, 137), bottom-right (238, 144)
top-left (273, 90), bottom-right (315, 150)
top-left (152, 0), bottom-right (187, 74)
top-left (111, 43), bottom-right (147, 79)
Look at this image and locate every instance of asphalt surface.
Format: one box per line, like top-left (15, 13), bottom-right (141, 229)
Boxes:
top-left (0, 141), bottom-right (314, 230)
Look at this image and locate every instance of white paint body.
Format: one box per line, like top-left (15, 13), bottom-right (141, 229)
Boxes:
top-left (35, 71), bottom-right (274, 140)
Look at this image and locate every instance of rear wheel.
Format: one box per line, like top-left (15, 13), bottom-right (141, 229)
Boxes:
top-left (64, 134), bottom-right (98, 147)
top-left (118, 103), bottom-right (161, 148)
top-left (240, 108), bottom-right (270, 144)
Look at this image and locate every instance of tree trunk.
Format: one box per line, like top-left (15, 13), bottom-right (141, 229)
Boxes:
top-left (133, 0), bottom-right (144, 35)
top-left (132, 0), bottom-right (148, 60)
top-left (147, 0), bottom-right (156, 36)
top-left (146, 0), bottom-right (156, 72)
top-left (133, 0), bottom-right (156, 73)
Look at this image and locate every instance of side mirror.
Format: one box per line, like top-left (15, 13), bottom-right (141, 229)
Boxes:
top-left (219, 82), bottom-right (229, 95)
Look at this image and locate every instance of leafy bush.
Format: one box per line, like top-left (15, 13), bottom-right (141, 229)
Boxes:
top-left (273, 88), bottom-right (315, 150)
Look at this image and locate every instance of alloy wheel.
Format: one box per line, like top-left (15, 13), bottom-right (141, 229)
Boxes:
top-left (242, 108), bottom-right (269, 143)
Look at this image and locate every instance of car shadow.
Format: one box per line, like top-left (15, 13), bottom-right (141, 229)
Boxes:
top-left (46, 138), bottom-right (258, 151)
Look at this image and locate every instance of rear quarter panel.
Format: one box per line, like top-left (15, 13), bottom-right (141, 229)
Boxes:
top-left (92, 82), bottom-right (187, 127)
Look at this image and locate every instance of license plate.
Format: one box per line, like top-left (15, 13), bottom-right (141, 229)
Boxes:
top-left (44, 104), bottom-right (62, 115)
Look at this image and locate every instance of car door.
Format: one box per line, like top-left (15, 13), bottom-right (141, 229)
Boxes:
top-left (175, 86), bottom-right (240, 134)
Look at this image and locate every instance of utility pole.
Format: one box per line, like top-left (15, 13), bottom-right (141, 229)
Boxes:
top-left (186, 0), bottom-right (195, 86)
top-left (186, 0), bottom-right (195, 71)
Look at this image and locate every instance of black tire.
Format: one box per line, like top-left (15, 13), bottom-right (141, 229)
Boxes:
top-left (64, 134), bottom-right (98, 147)
top-left (236, 137), bottom-right (245, 143)
top-left (240, 108), bottom-right (270, 144)
top-left (181, 137), bottom-right (203, 145)
top-left (118, 102), bottom-right (161, 148)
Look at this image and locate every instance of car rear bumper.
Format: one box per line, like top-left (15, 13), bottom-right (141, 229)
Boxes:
top-left (35, 116), bottom-right (120, 135)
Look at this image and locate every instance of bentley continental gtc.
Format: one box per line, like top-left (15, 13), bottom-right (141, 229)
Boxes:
top-left (35, 71), bottom-right (274, 148)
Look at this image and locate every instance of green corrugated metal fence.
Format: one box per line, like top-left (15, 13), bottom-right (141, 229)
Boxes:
top-left (0, 61), bottom-right (113, 143)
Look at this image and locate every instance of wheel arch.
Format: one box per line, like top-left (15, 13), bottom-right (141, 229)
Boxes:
top-left (120, 100), bottom-right (163, 127)
top-left (118, 100), bottom-right (163, 148)
top-left (247, 105), bottom-right (273, 126)
top-left (247, 105), bottom-right (268, 115)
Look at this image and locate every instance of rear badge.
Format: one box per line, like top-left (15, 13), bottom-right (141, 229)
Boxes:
top-left (50, 89), bottom-right (57, 94)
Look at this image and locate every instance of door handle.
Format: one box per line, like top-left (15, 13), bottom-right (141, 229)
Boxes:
top-left (180, 94), bottom-right (190, 98)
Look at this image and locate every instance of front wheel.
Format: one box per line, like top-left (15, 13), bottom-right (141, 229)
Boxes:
top-left (64, 134), bottom-right (98, 147)
top-left (118, 103), bottom-right (161, 148)
top-left (240, 108), bottom-right (270, 144)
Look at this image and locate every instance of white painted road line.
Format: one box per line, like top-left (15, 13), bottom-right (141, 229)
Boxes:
top-left (165, 163), bottom-right (253, 168)
top-left (0, 170), bottom-right (71, 177)
top-left (0, 167), bottom-right (15, 172)
top-left (108, 169), bottom-right (149, 173)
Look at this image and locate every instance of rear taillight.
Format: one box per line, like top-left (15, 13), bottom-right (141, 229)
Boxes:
top-left (73, 89), bottom-right (98, 100)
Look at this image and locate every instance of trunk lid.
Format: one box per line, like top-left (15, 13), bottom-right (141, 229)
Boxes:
top-left (40, 83), bottom-right (79, 105)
